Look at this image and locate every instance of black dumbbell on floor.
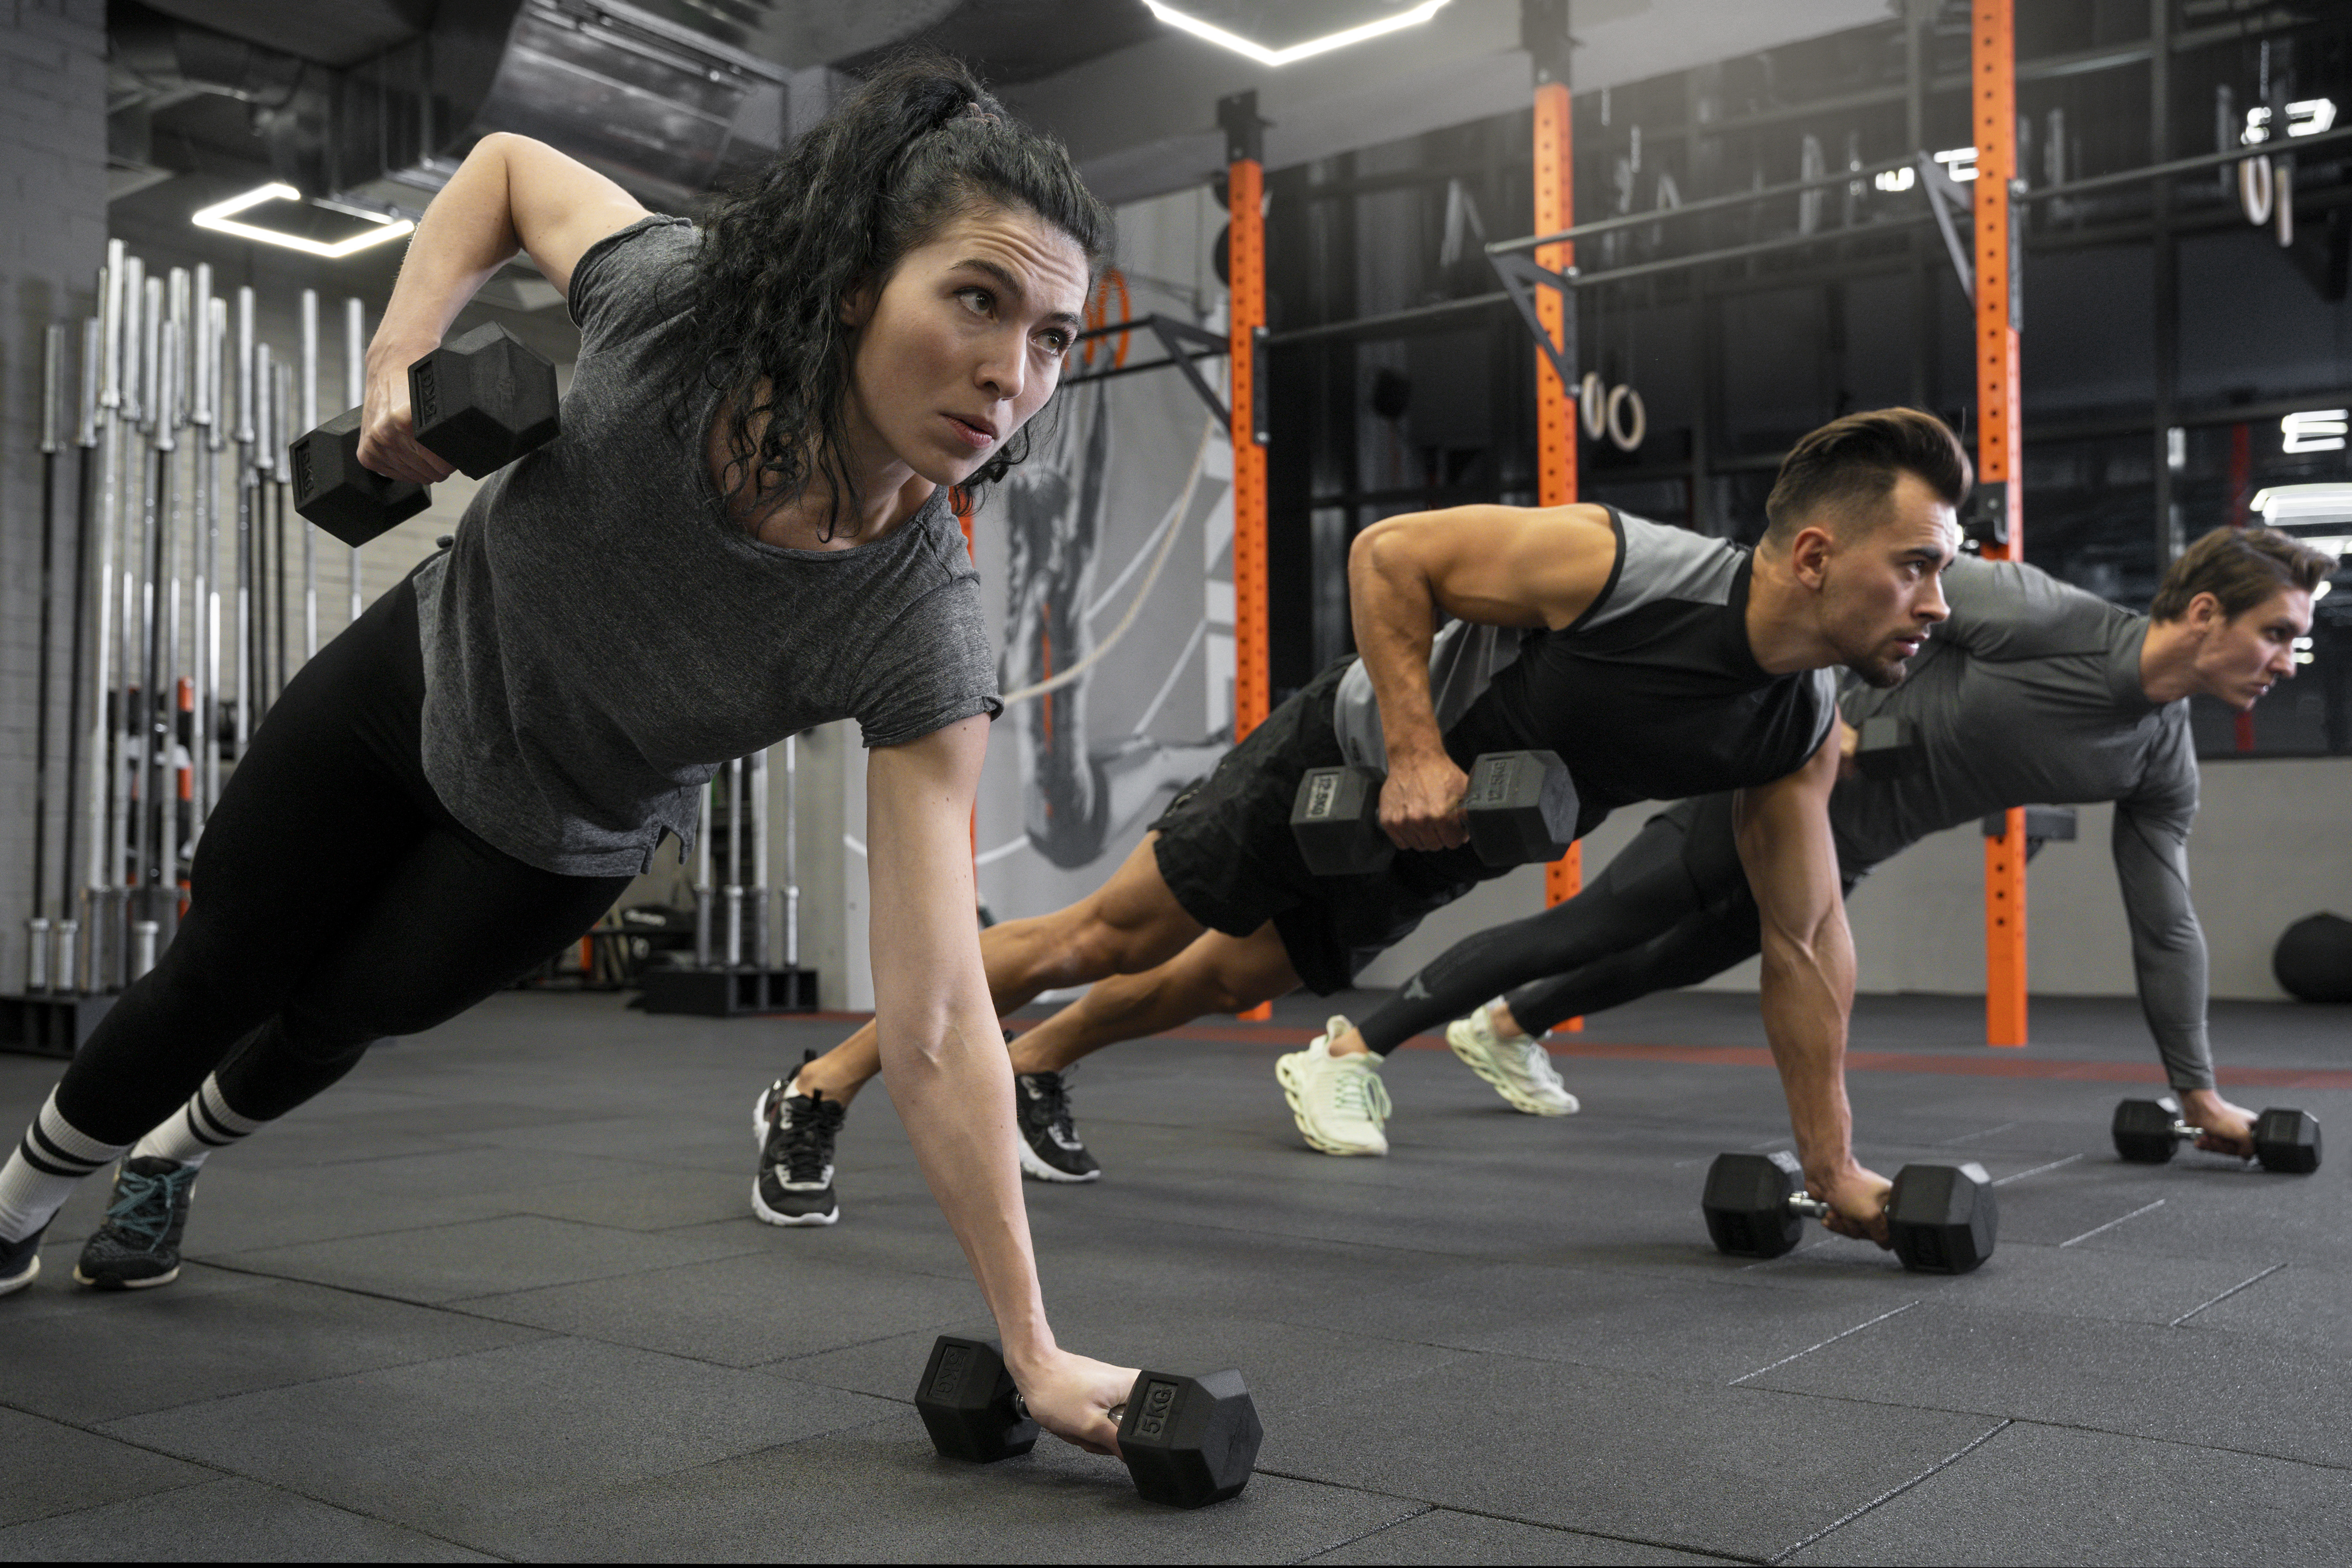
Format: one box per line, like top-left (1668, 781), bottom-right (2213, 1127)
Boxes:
top-left (290, 322), bottom-right (561, 548)
top-left (1290, 750), bottom-right (1579, 876)
top-left (1852, 715), bottom-right (1925, 782)
top-left (915, 1335), bottom-right (1263, 1509)
top-left (2111, 1098), bottom-right (2322, 1174)
top-left (1701, 1150), bottom-right (1998, 1274)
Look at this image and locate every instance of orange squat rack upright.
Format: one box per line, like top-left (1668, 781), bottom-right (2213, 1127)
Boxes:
top-left (1219, 92), bottom-right (1274, 1021)
top-left (1972, 0), bottom-right (2028, 1048)
top-left (1528, 2), bottom-right (1583, 1026)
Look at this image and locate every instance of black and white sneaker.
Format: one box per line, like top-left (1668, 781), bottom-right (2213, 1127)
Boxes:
top-left (752, 1055), bottom-right (846, 1227)
top-left (74, 1157), bottom-right (198, 1290)
top-left (1015, 1069), bottom-right (1102, 1183)
top-left (0, 1225), bottom-right (45, 1297)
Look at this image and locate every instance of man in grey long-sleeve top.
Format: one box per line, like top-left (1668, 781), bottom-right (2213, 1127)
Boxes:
top-left (1346, 524), bottom-right (2331, 1157)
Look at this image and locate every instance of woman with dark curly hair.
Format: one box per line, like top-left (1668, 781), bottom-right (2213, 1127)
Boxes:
top-left (0, 56), bottom-right (1142, 1451)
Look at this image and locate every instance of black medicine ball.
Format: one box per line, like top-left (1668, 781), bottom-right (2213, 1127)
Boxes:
top-left (2274, 912), bottom-right (2352, 1004)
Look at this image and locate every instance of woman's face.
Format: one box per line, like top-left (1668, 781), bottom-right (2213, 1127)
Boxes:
top-left (844, 202), bottom-right (1091, 487)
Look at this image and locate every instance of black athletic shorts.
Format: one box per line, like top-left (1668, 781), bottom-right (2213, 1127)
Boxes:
top-left (1149, 660), bottom-right (1511, 995)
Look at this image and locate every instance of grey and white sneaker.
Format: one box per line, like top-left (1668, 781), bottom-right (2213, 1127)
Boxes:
top-left (1447, 1002), bottom-right (1579, 1116)
top-left (1015, 1069), bottom-right (1101, 1183)
top-left (0, 1225), bottom-right (45, 1297)
top-left (74, 1157), bottom-right (198, 1290)
top-left (753, 1054), bottom-right (846, 1227)
top-left (1274, 1016), bottom-right (1392, 1156)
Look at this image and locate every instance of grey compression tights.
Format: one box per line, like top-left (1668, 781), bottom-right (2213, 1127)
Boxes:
top-left (49, 574), bottom-right (632, 1145)
top-left (1353, 794), bottom-right (1767, 1053)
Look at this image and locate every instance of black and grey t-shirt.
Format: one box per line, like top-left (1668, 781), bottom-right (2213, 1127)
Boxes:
top-left (1333, 509), bottom-right (1837, 836)
top-left (412, 216), bottom-right (1000, 876)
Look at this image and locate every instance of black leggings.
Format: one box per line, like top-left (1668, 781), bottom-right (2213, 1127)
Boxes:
top-left (53, 573), bottom-right (633, 1145)
top-left (1356, 794), bottom-right (1769, 1053)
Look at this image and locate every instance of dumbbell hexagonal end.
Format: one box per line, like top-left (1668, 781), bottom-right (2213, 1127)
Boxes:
top-left (409, 322), bottom-right (561, 479)
top-left (1290, 766), bottom-right (1392, 877)
top-left (1886, 1161), bottom-right (1996, 1275)
top-left (1464, 750), bottom-right (1578, 867)
top-left (290, 408), bottom-right (430, 548)
top-left (914, 1335), bottom-right (1037, 1464)
top-left (2252, 1108), bottom-right (2321, 1174)
top-left (2111, 1098), bottom-right (2181, 1164)
top-left (1700, 1150), bottom-right (1806, 1259)
top-left (1118, 1368), bottom-right (1261, 1509)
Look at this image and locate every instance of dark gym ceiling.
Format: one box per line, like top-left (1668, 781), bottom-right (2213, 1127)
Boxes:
top-left (124, 0), bottom-right (1170, 80)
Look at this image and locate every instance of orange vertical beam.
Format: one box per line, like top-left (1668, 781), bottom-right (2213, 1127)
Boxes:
top-left (1973, 0), bottom-right (2028, 1048)
top-left (1223, 98), bottom-right (1270, 743)
top-left (1221, 93), bottom-right (1274, 1020)
top-left (1532, 37), bottom-right (1583, 1027)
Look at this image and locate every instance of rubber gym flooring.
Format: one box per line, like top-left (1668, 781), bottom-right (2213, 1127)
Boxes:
top-left (2, 987), bottom-right (2347, 1563)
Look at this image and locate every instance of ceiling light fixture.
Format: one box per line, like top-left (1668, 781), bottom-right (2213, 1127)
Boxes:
top-left (1142, 1), bottom-right (1454, 67)
top-left (191, 183), bottom-right (415, 260)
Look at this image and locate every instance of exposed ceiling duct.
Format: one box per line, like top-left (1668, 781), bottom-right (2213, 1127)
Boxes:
top-left (106, 0), bottom-right (970, 216)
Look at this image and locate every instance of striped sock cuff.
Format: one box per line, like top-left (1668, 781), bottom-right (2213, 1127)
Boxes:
top-left (21, 1092), bottom-right (129, 1177)
top-left (191, 1077), bottom-right (265, 1145)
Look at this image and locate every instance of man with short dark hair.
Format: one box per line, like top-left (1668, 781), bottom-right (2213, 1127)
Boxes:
top-left (1354, 524), bottom-right (2329, 1157)
top-left (757, 408), bottom-right (1968, 1246)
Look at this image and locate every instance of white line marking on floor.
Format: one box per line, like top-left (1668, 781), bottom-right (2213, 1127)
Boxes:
top-left (2059, 1198), bottom-right (2166, 1248)
top-left (1730, 1299), bottom-right (1920, 1385)
top-left (1766, 1419), bottom-right (2013, 1564)
top-left (1992, 1152), bottom-right (2084, 1187)
top-left (1943, 1121), bottom-right (2018, 1145)
top-left (2170, 1263), bottom-right (2287, 1328)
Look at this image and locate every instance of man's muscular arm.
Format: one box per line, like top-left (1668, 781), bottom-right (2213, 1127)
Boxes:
top-left (1733, 730), bottom-right (1890, 1245)
top-left (1347, 504), bottom-right (1618, 851)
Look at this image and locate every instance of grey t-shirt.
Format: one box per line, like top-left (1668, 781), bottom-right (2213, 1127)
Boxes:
top-left (1835, 555), bottom-right (2210, 1088)
top-left (413, 216), bottom-right (1000, 876)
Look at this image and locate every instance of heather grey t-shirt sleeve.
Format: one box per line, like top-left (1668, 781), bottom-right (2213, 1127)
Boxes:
top-left (2112, 715), bottom-right (2214, 1091)
top-left (567, 214), bottom-right (696, 348)
top-left (849, 576), bottom-right (1002, 749)
top-left (1935, 555), bottom-right (2116, 660)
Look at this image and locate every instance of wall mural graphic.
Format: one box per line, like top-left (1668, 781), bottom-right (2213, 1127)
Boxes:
top-left (998, 380), bottom-right (1229, 871)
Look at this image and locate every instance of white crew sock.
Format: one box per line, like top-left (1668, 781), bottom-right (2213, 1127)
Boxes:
top-left (131, 1074), bottom-right (266, 1169)
top-left (0, 1090), bottom-right (133, 1243)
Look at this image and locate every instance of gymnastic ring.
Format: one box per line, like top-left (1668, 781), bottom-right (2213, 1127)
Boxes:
top-left (1605, 382), bottom-right (1646, 452)
top-left (2239, 155), bottom-right (2273, 227)
top-left (1580, 371), bottom-right (1607, 439)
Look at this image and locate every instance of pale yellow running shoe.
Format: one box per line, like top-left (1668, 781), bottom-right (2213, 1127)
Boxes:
top-left (1446, 1002), bottom-right (1580, 1116)
top-left (1274, 1016), bottom-right (1392, 1156)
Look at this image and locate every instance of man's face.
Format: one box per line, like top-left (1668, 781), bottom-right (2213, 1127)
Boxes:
top-left (2186, 587), bottom-right (2313, 710)
top-left (1806, 471), bottom-right (1961, 689)
top-left (844, 203), bottom-right (1090, 487)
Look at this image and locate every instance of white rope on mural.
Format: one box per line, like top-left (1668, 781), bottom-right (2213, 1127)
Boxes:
top-left (997, 415), bottom-right (1216, 709)
top-left (1132, 617), bottom-right (1208, 735)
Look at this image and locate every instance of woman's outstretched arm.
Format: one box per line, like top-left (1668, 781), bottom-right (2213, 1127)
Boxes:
top-left (360, 133), bottom-right (646, 483)
top-left (864, 716), bottom-right (1136, 1452)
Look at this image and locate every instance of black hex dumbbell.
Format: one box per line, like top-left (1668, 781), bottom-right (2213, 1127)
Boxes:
top-left (1701, 1150), bottom-right (1998, 1274)
top-left (290, 322), bottom-right (560, 547)
top-left (1290, 750), bottom-right (1579, 876)
top-left (1852, 715), bottom-right (1925, 781)
top-left (914, 1335), bottom-right (1263, 1509)
top-left (2111, 1098), bottom-right (2322, 1174)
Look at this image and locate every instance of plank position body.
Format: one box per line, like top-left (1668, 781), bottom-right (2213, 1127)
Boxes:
top-left (761, 409), bottom-right (1968, 1243)
top-left (1378, 524), bottom-right (2330, 1153)
top-left (0, 60), bottom-right (1142, 1452)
